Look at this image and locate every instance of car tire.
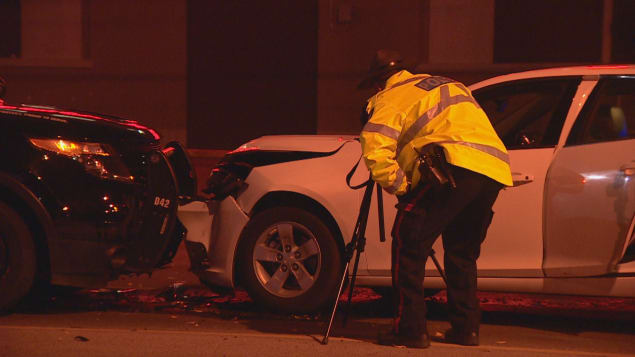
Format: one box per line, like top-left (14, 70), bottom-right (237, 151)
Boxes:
top-left (238, 206), bottom-right (342, 314)
top-left (0, 201), bottom-right (37, 312)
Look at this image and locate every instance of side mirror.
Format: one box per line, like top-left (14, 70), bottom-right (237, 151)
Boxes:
top-left (162, 141), bottom-right (198, 203)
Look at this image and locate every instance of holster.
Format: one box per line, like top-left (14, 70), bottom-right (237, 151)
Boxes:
top-left (416, 144), bottom-right (457, 189)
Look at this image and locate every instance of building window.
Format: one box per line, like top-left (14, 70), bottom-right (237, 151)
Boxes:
top-left (494, 0), bottom-right (603, 63)
top-left (0, 0), bottom-right (87, 65)
top-left (612, 0), bottom-right (635, 62)
top-left (0, 0), bottom-right (21, 58)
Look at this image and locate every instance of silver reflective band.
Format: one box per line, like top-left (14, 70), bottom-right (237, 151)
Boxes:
top-left (362, 122), bottom-right (401, 140)
top-left (453, 82), bottom-right (471, 96)
top-left (436, 140), bottom-right (510, 165)
top-left (397, 85), bottom-right (478, 157)
top-left (386, 168), bottom-right (406, 194)
top-left (452, 82), bottom-right (481, 109)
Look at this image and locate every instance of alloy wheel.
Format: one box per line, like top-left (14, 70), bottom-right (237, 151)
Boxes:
top-left (252, 221), bottom-right (322, 298)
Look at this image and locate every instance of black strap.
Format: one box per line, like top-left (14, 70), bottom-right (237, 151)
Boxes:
top-left (376, 182), bottom-right (385, 242)
top-left (345, 154), bottom-right (386, 242)
top-left (346, 154), bottom-right (370, 190)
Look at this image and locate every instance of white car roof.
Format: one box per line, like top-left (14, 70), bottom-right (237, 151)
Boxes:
top-left (469, 65), bottom-right (635, 91)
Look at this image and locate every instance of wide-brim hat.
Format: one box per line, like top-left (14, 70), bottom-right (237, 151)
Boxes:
top-left (358, 49), bottom-right (405, 89)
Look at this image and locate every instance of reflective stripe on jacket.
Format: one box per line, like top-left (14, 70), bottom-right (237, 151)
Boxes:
top-left (360, 70), bottom-right (513, 196)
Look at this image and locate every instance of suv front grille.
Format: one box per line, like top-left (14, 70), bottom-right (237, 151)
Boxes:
top-left (116, 142), bottom-right (161, 184)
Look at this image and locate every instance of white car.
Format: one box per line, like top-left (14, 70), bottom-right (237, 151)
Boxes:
top-left (179, 65), bottom-right (635, 313)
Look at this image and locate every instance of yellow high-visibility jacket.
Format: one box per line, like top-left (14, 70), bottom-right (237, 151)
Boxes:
top-left (360, 70), bottom-right (513, 196)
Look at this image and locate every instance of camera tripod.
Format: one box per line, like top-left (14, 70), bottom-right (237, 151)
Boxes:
top-left (321, 174), bottom-right (448, 345)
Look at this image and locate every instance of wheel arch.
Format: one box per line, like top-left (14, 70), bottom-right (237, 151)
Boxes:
top-left (232, 190), bottom-right (346, 286)
top-left (0, 172), bottom-right (55, 282)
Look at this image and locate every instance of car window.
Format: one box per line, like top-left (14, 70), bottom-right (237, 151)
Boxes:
top-left (566, 77), bottom-right (635, 146)
top-left (473, 78), bottom-right (579, 149)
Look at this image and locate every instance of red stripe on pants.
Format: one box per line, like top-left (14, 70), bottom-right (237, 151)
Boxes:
top-left (393, 211), bottom-right (405, 333)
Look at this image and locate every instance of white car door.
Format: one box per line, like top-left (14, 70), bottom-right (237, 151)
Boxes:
top-left (544, 76), bottom-right (635, 277)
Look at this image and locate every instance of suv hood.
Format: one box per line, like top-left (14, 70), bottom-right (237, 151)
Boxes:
top-left (0, 103), bottom-right (160, 145)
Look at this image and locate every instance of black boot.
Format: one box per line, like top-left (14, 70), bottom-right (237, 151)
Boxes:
top-left (377, 329), bottom-right (430, 349)
top-left (442, 328), bottom-right (479, 346)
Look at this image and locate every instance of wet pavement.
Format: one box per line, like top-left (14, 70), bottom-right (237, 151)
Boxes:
top-left (4, 243), bottom-right (635, 356)
top-left (11, 239), bottom-right (635, 326)
top-left (13, 282), bottom-right (635, 326)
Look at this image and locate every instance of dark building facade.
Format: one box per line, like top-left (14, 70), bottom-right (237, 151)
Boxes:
top-left (1, 0), bottom-right (633, 150)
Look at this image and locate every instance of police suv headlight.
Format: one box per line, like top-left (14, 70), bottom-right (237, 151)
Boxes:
top-left (29, 138), bottom-right (134, 183)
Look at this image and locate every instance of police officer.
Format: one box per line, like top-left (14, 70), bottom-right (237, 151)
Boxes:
top-left (359, 50), bottom-right (513, 349)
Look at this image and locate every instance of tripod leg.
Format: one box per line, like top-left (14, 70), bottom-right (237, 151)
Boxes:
top-left (321, 261), bottom-right (350, 345)
top-left (342, 242), bottom-right (364, 327)
top-left (322, 173), bottom-right (374, 344)
top-left (429, 249), bottom-right (448, 286)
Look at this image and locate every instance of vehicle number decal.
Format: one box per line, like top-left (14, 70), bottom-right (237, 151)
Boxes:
top-left (154, 196), bottom-right (171, 208)
top-left (415, 76), bottom-right (455, 91)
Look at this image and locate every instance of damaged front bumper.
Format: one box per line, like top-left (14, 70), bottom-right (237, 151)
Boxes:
top-left (178, 196), bottom-right (249, 289)
top-left (49, 142), bottom-right (196, 287)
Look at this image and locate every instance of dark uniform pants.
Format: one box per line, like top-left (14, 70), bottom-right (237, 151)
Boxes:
top-left (391, 165), bottom-right (503, 337)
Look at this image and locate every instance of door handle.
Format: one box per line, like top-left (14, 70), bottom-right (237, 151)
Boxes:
top-left (511, 172), bottom-right (534, 187)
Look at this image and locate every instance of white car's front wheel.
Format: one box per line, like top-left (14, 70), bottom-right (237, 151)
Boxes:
top-left (238, 206), bottom-right (343, 314)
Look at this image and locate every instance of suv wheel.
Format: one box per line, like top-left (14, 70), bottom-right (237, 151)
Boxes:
top-left (0, 201), bottom-right (37, 312)
top-left (238, 207), bottom-right (342, 314)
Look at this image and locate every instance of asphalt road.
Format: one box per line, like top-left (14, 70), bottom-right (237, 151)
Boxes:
top-left (1, 244), bottom-right (634, 357)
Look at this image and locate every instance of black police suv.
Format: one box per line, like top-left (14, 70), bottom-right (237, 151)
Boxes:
top-left (0, 84), bottom-right (196, 311)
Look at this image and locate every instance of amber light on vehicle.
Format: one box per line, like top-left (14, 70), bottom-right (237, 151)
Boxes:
top-left (29, 138), bottom-right (134, 183)
top-left (30, 138), bottom-right (111, 157)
